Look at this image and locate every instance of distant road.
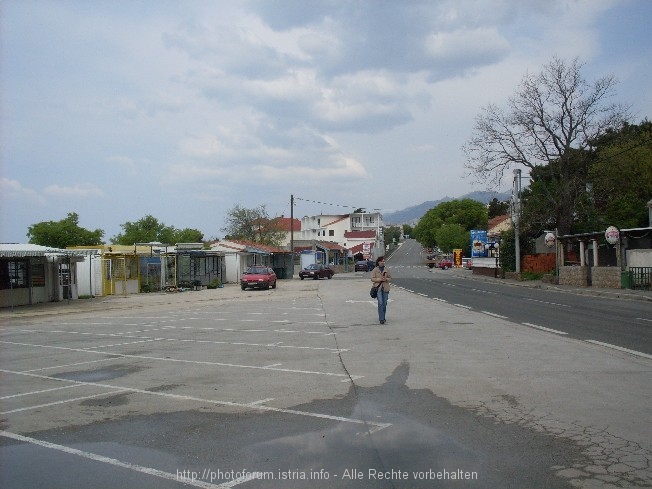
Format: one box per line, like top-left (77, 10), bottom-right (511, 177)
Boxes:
top-left (387, 240), bottom-right (652, 357)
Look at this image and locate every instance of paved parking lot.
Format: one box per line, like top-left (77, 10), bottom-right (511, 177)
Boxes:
top-left (1, 276), bottom-right (650, 488)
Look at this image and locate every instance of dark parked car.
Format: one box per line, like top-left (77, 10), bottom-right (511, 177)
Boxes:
top-left (355, 260), bottom-right (370, 272)
top-left (299, 263), bottom-right (335, 280)
top-left (240, 266), bottom-right (277, 290)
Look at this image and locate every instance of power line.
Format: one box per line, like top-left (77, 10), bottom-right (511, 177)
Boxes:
top-left (294, 196), bottom-right (380, 211)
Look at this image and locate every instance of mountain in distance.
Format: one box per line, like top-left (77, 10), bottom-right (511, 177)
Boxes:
top-left (383, 190), bottom-right (511, 225)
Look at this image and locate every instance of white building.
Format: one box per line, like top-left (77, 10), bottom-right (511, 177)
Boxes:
top-left (299, 211), bottom-right (384, 259)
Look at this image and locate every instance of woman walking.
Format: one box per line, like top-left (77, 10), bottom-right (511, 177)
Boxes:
top-left (371, 256), bottom-right (392, 324)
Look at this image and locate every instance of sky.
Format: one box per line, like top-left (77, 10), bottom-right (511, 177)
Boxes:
top-left (1, 0), bottom-right (651, 243)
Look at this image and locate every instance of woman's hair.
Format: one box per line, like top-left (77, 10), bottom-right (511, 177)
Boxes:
top-left (375, 256), bottom-right (385, 266)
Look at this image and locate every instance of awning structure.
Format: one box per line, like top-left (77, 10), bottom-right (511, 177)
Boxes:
top-left (0, 244), bottom-right (92, 259)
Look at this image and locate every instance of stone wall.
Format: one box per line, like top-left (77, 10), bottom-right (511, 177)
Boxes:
top-left (590, 267), bottom-right (621, 289)
top-left (559, 266), bottom-right (588, 287)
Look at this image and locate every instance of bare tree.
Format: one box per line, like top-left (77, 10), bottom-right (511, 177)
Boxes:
top-left (463, 57), bottom-right (629, 234)
top-left (222, 204), bottom-right (285, 246)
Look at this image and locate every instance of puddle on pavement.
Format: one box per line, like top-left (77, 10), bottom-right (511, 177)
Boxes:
top-left (52, 364), bottom-right (143, 383)
top-left (13, 362), bottom-right (585, 488)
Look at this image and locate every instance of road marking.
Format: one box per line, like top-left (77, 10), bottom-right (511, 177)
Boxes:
top-left (454, 304), bottom-right (472, 309)
top-left (0, 341), bottom-right (357, 379)
top-left (481, 311), bottom-right (507, 319)
top-left (0, 368), bottom-right (388, 431)
top-left (637, 317), bottom-right (652, 323)
top-left (21, 358), bottom-right (117, 373)
top-left (0, 430), bottom-right (234, 489)
top-left (524, 298), bottom-right (570, 307)
top-left (247, 398), bottom-right (274, 406)
top-left (1, 389), bottom-right (131, 414)
top-left (522, 322), bottom-right (568, 335)
top-left (585, 340), bottom-right (652, 360)
top-left (0, 384), bottom-right (84, 400)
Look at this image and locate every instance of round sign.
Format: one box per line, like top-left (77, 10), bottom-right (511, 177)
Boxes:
top-left (605, 226), bottom-right (619, 245)
top-left (544, 232), bottom-right (556, 248)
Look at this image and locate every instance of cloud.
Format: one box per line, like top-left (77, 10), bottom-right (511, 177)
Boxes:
top-left (0, 178), bottom-right (48, 206)
top-left (43, 183), bottom-right (105, 198)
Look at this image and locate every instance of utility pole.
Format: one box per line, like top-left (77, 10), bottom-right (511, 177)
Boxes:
top-left (512, 169), bottom-right (522, 273)
top-left (290, 194), bottom-right (294, 265)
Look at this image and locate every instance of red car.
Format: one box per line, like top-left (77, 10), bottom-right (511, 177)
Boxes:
top-left (299, 264), bottom-right (335, 280)
top-left (437, 258), bottom-right (453, 270)
top-left (240, 266), bottom-right (277, 290)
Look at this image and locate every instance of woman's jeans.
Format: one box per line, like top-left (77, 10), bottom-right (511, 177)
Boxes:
top-left (376, 289), bottom-right (389, 322)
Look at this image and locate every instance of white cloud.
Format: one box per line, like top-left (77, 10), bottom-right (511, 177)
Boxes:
top-left (43, 183), bottom-right (105, 198)
top-left (2, 0), bottom-right (649, 242)
top-left (0, 178), bottom-right (48, 206)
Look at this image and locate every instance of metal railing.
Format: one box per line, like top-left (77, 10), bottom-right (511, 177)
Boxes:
top-left (630, 267), bottom-right (652, 290)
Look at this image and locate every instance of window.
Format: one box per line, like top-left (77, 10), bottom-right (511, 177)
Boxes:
top-left (0, 260), bottom-right (28, 289)
top-left (329, 230), bottom-right (334, 236)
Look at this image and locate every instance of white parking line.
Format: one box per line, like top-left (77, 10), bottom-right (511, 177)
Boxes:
top-left (0, 384), bottom-right (84, 400)
top-left (481, 311), bottom-right (507, 319)
top-left (21, 358), bottom-right (117, 373)
top-left (1, 389), bottom-right (131, 414)
top-left (0, 341), bottom-right (357, 379)
top-left (585, 340), bottom-right (652, 360)
top-left (19, 330), bottom-right (342, 352)
top-left (0, 431), bottom-right (232, 489)
top-left (522, 322), bottom-right (568, 335)
top-left (0, 368), bottom-right (387, 431)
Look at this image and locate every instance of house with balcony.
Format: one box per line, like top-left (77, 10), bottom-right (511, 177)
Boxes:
top-left (298, 211), bottom-right (384, 261)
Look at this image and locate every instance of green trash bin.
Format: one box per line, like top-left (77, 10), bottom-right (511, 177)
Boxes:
top-left (620, 270), bottom-right (633, 289)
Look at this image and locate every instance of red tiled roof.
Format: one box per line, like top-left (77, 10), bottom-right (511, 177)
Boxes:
top-left (488, 214), bottom-right (510, 229)
top-left (316, 241), bottom-right (346, 252)
top-left (349, 242), bottom-right (375, 253)
top-left (273, 217), bottom-right (301, 232)
top-left (218, 239), bottom-right (290, 254)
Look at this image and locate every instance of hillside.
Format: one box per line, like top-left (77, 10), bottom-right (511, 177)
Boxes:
top-left (383, 191), bottom-right (510, 225)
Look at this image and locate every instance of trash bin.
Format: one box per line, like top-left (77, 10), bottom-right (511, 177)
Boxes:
top-left (620, 270), bottom-right (633, 289)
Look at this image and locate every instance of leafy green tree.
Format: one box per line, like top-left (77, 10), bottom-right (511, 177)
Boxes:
top-left (222, 204), bottom-right (284, 246)
top-left (27, 212), bottom-right (104, 248)
top-left (487, 198), bottom-right (510, 219)
top-left (402, 224), bottom-right (414, 239)
top-left (112, 215), bottom-right (203, 245)
top-left (464, 56), bottom-right (629, 235)
top-left (413, 199), bottom-right (487, 249)
top-left (589, 120), bottom-right (652, 229)
top-left (519, 148), bottom-right (594, 236)
top-left (383, 225), bottom-right (403, 245)
top-left (434, 223), bottom-right (468, 253)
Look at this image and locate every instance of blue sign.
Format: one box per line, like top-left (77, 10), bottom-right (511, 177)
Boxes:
top-left (470, 230), bottom-right (488, 258)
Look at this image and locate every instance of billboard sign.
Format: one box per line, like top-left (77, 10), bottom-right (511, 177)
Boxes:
top-left (470, 230), bottom-right (488, 258)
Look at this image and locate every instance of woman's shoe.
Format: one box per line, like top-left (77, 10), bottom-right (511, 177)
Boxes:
top-left (380, 320), bottom-right (385, 324)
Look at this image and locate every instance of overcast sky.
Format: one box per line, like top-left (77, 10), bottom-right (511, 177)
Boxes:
top-left (2, 0), bottom-right (651, 243)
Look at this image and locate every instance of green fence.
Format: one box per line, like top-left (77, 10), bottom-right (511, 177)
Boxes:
top-left (628, 267), bottom-right (652, 290)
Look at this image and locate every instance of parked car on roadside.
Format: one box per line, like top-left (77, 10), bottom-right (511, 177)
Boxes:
top-left (437, 258), bottom-right (453, 270)
top-left (240, 266), bottom-right (277, 290)
top-left (462, 258), bottom-right (473, 270)
top-left (355, 260), bottom-right (371, 272)
top-left (299, 263), bottom-right (335, 280)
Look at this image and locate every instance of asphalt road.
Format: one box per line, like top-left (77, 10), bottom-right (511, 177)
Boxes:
top-left (1, 261), bottom-right (650, 488)
top-left (388, 239), bottom-right (652, 356)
